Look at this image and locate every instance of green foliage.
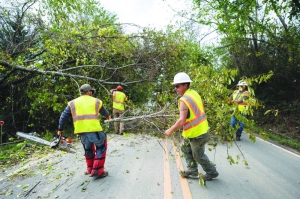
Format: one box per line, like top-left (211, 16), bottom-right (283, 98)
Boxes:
top-left (264, 131), bottom-right (300, 151)
top-left (0, 141), bottom-right (51, 169)
top-left (0, 0), bottom-right (299, 172)
top-left (192, 0), bottom-right (300, 102)
top-left (0, 0), bottom-right (204, 136)
top-left (185, 65), bottom-right (272, 143)
top-left (190, 0), bottom-right (300, 155)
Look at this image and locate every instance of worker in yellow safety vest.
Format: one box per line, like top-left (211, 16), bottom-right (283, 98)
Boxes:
top-left (110, 85), bottom-right (127, 135)
top-left (165, 72), bottom-right (219, 181)
top-left (228, 80), bottom-right (251, 141)
top-left (58, 84), bottom-right (111, 178)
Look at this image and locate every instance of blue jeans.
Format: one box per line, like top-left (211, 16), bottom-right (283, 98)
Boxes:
top-left (230, 115), bottom-right (246, 137)
top-left (79, 132), bottom-right (106, 157)
top-left (79, 132), bottom-right (107, 176)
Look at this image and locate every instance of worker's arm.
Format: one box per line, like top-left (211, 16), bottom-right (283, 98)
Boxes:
top-left (58, 105), bottom-right (71, 135)
top-left (236, 95), bottom-right (249, 105)
top-left (100, 106), bottom-right (110, 119)
top-left (165, 100), bottom-right (188, 136)
top-left (110, 89), bottom-right (116, 95)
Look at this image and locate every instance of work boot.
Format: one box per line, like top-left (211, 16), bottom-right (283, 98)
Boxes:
top-left (94, 171), bottom-right (108, 179)
top-left (179, 171), bottom-right (198, 179)
top-left (203, 171), bottom-right (219, 181)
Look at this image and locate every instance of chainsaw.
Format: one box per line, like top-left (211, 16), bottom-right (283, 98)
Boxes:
top-left (16, 131), bottom-right (74, 151)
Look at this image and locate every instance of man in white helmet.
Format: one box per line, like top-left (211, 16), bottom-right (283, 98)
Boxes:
top-left (228, 80), bottom-right (251, 141)
top-left (165, 72), bottom-right (219, 181)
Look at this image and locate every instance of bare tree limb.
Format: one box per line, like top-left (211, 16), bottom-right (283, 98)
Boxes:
top-left (24, 180), bottom-right (40, 197)
top-left (0, 61), bottom-right (145, 86)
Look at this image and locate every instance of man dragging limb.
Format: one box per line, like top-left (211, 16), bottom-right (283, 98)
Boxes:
top-left (165, 72), bottom-right (219, 181)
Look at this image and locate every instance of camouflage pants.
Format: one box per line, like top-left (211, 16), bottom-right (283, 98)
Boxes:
top-left (181, 132), bottom-right (217, 175)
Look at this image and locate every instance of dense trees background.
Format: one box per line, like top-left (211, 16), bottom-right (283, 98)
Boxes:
top-left (0, 0), bottom-right (299, 143)
top-left (191, 0), bottom-right (300, 139)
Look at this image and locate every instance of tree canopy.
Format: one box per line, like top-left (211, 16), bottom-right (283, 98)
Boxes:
top-left (0, 0), bottom-right (299, 153)
top-left (191, 0), bottom-right (300, 137)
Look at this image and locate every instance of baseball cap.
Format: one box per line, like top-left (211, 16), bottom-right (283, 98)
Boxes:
top-left (80, 84), bottom-right (96, 94)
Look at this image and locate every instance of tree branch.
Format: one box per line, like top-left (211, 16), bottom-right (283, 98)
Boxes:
top-left (0, 61), bottom-right (145, 86)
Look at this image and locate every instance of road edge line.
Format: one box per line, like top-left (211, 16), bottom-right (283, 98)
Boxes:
top-left (256, 136), bottom-right (300, 158)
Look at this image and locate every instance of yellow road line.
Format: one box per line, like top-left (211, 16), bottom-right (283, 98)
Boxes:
top-left (164, 139), bottom-right (172, 199)
top-left (172, 141), bottom-right (193, 199)
top-left (163, 139), bottom-right (193, 199)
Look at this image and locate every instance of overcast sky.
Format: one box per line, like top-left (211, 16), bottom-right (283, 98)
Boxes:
top-left (99, 0), bottom-right (187, 31)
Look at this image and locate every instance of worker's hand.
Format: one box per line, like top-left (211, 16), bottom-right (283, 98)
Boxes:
top-left (57, 130), bottom-right (63, 135)
top-left (110, 89), bottom-right (116, 94)
top-left (107, 115), bottom-right (111, 120)
top-left (165, 129), bottom-right (173, 137)
top-left (235, 100), bottom-right (242, 104)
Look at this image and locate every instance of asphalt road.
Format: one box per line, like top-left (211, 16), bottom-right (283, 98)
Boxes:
top-left (1, 133), bottom-right (300, 199)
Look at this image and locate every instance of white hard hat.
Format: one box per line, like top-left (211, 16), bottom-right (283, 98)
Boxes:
top-left (173, 72), bottom-right (193, 84)
top-left (237, 80), bottom-right (248, 86)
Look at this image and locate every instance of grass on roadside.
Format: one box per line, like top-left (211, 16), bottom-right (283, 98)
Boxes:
top-left (0, 140), bottom-right (53, 171)
top-left (264, 131), bottom-right (300, 151)
top-left (0, 129), bottom-right (78, 171)
top-left (251, 125), bottom-right (300, 152)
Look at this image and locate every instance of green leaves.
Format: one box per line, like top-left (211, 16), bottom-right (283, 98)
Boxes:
top-left (198, 173), bottom-right (206, 186)
top-left (264, 109), bottom-right (279, 116)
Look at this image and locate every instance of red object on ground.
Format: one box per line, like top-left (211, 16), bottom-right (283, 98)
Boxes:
top-left (66, 138), bottom-right (72, 144)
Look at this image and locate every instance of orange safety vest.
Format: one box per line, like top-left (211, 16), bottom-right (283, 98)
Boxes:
top-left (179, 89), bottom-right (209, 138)
top-left (112, 91), bottom-right (127, 111)
top-left (68, 95), bottom-right (103, 134)
top-left (232, 90), bottom-right (250, 112)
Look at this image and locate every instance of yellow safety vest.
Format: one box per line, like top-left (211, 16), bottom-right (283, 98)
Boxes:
top-left (179, 89), bottom-right (209, 138)
top-left (232, 90), bottom-right (250, 113)
top-left (68, 95), bottom-right (103, 134)
top-left (112, 91), bottom-right (127, 111)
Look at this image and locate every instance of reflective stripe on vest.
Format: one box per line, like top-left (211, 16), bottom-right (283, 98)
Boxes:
top-left (112, 91), bottom-right (126, 110)
top-left (233, 90), bottom-right (250, 112)
top-left (69, 100), bottom-right (100, 122)
top-left (181, 95), bottom-right (207, 131)
top-left (180, 89), bottom-right (209, 138)
top-left (68, 95), bottom-right (103, 134)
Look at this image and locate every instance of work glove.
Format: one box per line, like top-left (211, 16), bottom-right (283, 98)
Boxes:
top-left (57, 130), bottom-right (63, 135)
